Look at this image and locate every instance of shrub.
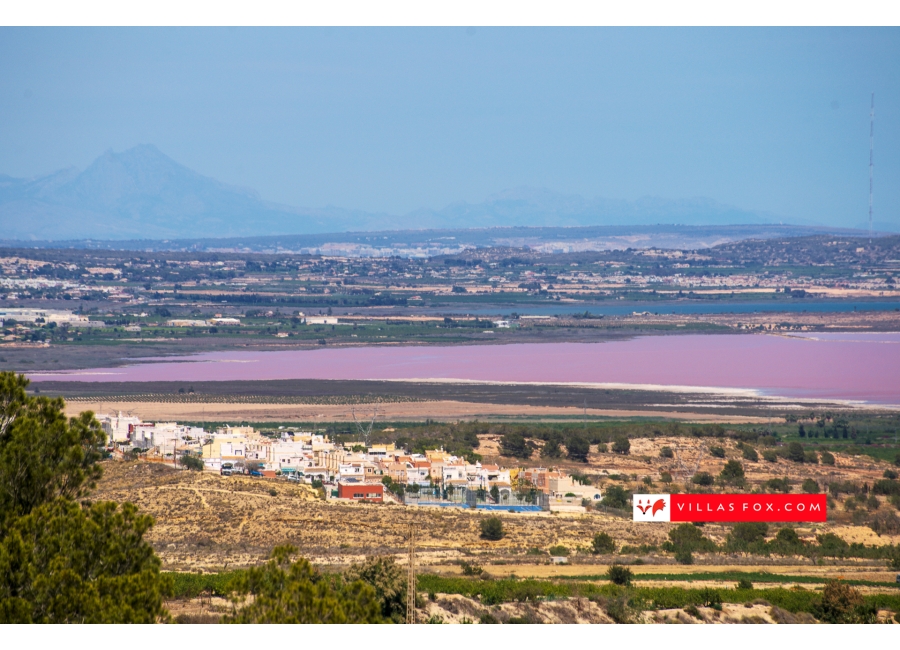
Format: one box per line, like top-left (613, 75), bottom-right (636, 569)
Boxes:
top-left (480, 516), bottom-right (504, 541)
top-left (742, 446), bottom-right (759, 462)
top-left (775, 527), bottom-right (800, 545)
top-left (729, 522), bottom-right (768, 546)
top-left (548, 545), bottom-right (569, 557)
top-left (820, 451), bottom-right (835, 466)
top-left (813, 580), bottom-right (877, 624)
top-left (801, 478), bottom-right (819, 494)
top-left (674, 549), bottom-right (694, 565)
top-left (765, 477), bottom-right (792, 493)
top-left (817, 533), bottom-right (849, 557)
top-left (691, 472), bottom-right (714, 486)
top-left (605, 596), bottom-right (631, 623)
top-left (873, 479), bottom-right (900, 496)
top-left (612, 436), bottom-right (631, 455)
top-left (719, 460), bottom-right (745, 484)
top-left (601, 485), bottom-right (629, 510)
top-left (804, 451), bottom-right (819, 464)
top-left (500, 432), bottom-right (532, 459)
top-left (591, 532), bottom-right (616, 555)
top-left (736, 578), bottom-right (753, 590)
top-left (567, 435), bottom-right (590, 463)
top-left (869, 510), bottom-right (900, 536)
top-left (762, 450), bottom-right (778, 463)
top-left (709, 446), bottom-right (725, 459)
top-left (181, 455), bottom-right (204, 471)
top-left (606, 564), bottom-right (633, 587)
top-left (479, 612), bottom-right (499, 624)
top-left (698, 587), bottom-right (722, 608)
top-left (660, 471), bottom-right (673, 484)
top-left (660, 446), bottom-right (674, 459)
top-left (786, 442), bottom-right (806, 463)
top-left (460, 562), bottom-right (483, 576)
top-left (226, 546), bottom-right (383, 623)
top-left (884, 469), bottom-right (899, 480)
top-left (344, 555), bottom-right (408, 622)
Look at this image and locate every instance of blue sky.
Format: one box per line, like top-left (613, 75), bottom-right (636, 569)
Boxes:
top-left (0, 27), bottom-right (898, 228)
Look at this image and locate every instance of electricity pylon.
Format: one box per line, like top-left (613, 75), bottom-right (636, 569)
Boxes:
top-left (406, 523), bottom-right (417, 624)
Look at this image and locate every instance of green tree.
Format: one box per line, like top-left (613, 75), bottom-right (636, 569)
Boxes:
top-left (728, 522), bottom-right (768, 547)
top-left (600, 485), bottom-right (629, 509)
top-left (775, 527), bottom-right (801, 545)
top-left (659, 446), bottom-right (674, 459)
top-left (742, 446), bottom-right (759, 462)
top-left (541, 437), bottom-right (562, 459)
top-left (0, 500), bottom-right (171, 623)
top-left (480, 516), bottom-right (504, 541)
top-left (786, 441), bottom-right (806, 463)
top-left (660, 471), bottom-right (673, 484)
top-left (225, 546), bottom-right (383, 623)
top-left (0, 371), bottom-right (171, 623)
top-left (606, 564), bottom-right (632, 586)
top-left (762, 450), bottom-right (778, 463)
top-left (499, 432), bottom-right (531, 459)
top-left (691, 471), bottom-right (714, 486)
top-left (0, 373), bottom-right (104, 529)
top-left (591, 532), bottom-right (616, 554)
top-left (489, 485), bottom-right (500, 503)
top-left (801, 478), bottom-right (819, 494)
top-left (566, 435), bottom-right (590, 463)
top-left (343, 556), bottom-right (406, 622)
top-left (611, 436), bottom-right (630, 455)
top-left (820, 450), bottom-right (835, 466)
top-left (719, 460), bottom-right (745, 485)
top-left (709, 446), bottom-right (725, 459)
top-left (665, 523), bottom-right (716, 564)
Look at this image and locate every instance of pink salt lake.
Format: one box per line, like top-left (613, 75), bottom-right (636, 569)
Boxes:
top-left (29, 332), bottom-right (900, 404)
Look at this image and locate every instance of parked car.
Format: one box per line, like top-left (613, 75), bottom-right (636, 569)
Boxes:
top-left (221, 462), bottom-right (233, 476)
top-left (249, 470), bottom-right (263, 477)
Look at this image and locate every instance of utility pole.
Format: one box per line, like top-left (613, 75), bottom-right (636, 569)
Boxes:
top-left (406, 523), bottom-right (417, 624)
top-left (869, 92), bottom-right (875, 243)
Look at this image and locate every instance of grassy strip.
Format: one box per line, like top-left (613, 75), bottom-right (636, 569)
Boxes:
top-left (553, 571), bottom-right (900, 589)
top-left (417, 575), bottom-right (900, 613)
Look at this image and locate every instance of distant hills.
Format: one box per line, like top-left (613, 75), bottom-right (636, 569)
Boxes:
top-left (0, 144), bottom-right (798, 241)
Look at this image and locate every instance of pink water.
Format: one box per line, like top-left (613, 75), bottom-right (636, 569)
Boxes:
top-left (28, 332), bottom-right (900, 404)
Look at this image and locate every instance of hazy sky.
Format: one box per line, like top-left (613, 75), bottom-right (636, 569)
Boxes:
top-left (1, 27), bottom-right (898, 228)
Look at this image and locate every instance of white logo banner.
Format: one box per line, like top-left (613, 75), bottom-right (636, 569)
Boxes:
top-left (632, 494), bottom-right (671, 522)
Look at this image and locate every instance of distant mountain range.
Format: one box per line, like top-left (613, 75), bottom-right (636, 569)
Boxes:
top-left (1, 145), bottom-right (788, 241)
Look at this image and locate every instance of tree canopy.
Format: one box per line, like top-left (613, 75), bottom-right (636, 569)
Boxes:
top-left (225, 546), bottom-right (383, 623)
top-left (0, 371), bottom-right (171, 624)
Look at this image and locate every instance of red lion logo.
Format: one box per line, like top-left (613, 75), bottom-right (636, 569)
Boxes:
top-left (636, 498), bottom-right (667, 516)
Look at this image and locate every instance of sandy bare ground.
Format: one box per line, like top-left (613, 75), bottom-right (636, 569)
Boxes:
top-left (65, 399), bottom-right (774, 423)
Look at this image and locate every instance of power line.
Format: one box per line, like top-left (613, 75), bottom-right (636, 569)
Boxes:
top-left (869, 92), bottom-right (875, 243)
top-left (406, 523), bottom-right (417, 624)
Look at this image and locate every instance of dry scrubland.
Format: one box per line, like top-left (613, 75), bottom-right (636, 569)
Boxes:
top-left (92, 433), bottom-right (900, 625)
top-left (93, 431), bottom-right (900, 574)
top-left (95, 461), bottom-right (663, 571)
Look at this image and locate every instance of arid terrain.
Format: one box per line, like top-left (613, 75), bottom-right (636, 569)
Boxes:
top-left (66, 398), bottom-right (778, 423)
top-left (92, 433), bottom-right (900, 574)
